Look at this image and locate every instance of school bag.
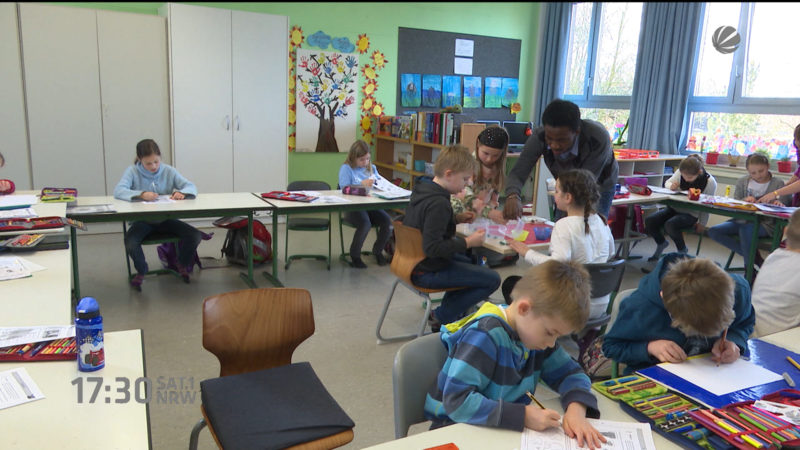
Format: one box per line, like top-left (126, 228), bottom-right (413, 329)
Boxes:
top-left (157, 230), bottom-right (214, 274)
top-left (212, 216), bottom-right (272, 265)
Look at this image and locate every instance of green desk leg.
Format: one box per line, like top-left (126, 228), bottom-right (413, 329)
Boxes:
top-left (745, 216), bottom-right (760, 283)
top-left (262, 210), bottom-right (284, 287)
top-left (71, 226), bottom-right (80, 300)
top-left (238, 211), bottom-right (257, 288)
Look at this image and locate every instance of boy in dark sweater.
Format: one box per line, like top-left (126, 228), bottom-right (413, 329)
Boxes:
top-left (403, 145), bottom-right (501, 330)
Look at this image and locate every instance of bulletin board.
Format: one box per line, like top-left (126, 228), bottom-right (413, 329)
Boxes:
top-left (397, 27), bottom-right (521, 122)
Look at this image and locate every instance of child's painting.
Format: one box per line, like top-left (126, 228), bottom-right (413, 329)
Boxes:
top-left (442, 76), bottom-right (462, 108)
top-left (295, 48), bottom-right (359, 152)
top-left (422, 74), bottom-right (441, 108)
top-left (400, 73), bottom-right (421, 107)
top-left (484, 77), bottom-right (502, 108)
top-left (501, 78), bottom-right (519, 107)
top-left (463, 77), bottom-right (482, 109)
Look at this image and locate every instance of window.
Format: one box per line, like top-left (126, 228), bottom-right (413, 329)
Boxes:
top-left (562, 2), bottom-right (644, 138)
top-left (687, 3), bottom-right (800, 159)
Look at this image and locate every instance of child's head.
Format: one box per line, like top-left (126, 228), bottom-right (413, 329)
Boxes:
top-left (745, 153), bottom-right (771, 183)
top-left (474, 126), bottom-right (508, 189)
top-left (508, 260), bottom-right (591, 350)
top-left (678, 154), bottom-right (704, 182)
top-left (554, 168), bottom-right (599, 217)
top-left (784, 208), bottom-right (800, 250)
top-left (433, 145), bottom-right (477, 194)
top-left (661, 258), bottom-right (735, 337)
top-left (345, 140), bottom-right (372, 173)
top-left (135, 139), bottom-right (162, 173)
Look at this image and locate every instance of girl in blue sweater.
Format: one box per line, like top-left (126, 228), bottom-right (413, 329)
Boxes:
top-left (338, 140), bottom-right (393, 268)
top-left (114, 139), bottom-right (201, 290)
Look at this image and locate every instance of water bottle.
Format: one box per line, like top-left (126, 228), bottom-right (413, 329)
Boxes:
top-left (75, 297), bottom-right (105, 372)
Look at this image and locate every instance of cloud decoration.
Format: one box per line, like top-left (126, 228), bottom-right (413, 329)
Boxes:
top-left (332, 37), bottom-right (355, 53)
top-left (307, 31), bottom-right (331, 49)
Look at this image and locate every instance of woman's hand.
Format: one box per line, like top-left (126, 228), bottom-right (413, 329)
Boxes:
top-left (563, 403), bottom-right (607, 450)
top-left (170, 191), bottom-right (185, 200)
top-left (140, 191), bottom-right (158, 201)
top-left (488, 209), bottom-right (506, 224)
top-left (503, 196), bottom-right (522, 220)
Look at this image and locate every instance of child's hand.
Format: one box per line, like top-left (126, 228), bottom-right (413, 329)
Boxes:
top-left (361, 178), bottom-right (375, 188)
top-left (456, 211), bottom-right (476, 224)
top-left (772, 200), bottom-right (785, 206)
top-left (488, 209), bottom-right (506, 224)
top-left (471, 196), bottom-right (487, 214)
top-left (743, 196), bottom-right (756, 203)
top-left (0, 180), bottom-right (10, 192)
top-left (141, 191), bottom-right (158, 201)
top-left (647, 339), bottom-right (687, 363)
top-left (523, 404), bottom-right (561, 431)
top-left (563, 403), bottom-right (607, 450)
top-left (668, 182), bottom-right (679, 191)
top-left (508, 239), bottom-right (530, 256)
top-left (170, 191), bottom-right (185, 200)
top-left (711, 338), bottom-right (740, 365)
top-left (465, 229), bottom-right (485, 248)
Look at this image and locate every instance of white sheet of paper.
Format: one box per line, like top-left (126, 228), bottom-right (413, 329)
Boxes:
top-left (0, 325), bottom-right (75, 348)
top-left (0, 257), bottom-right (30, 281)
top-left (656, 354), bottom-right (783, 396)
top-left (648, 185), bottom-right (678, 195)
top-left (14, 256), bottom-right (46, 273)
top-left (521, 419), bottom-right (655, 450)
top-left (142, 195), bottom-right (175, 204)
top-left (66, 204), bottom-right (116, 214)
top-left (0, 208), bottom-right (37, 219)
top-left (371, 178), bottom-right (412, 199)
top-left (0, 368), bottom-right (45, 410)
top-left (454, 57), bottom-right (473, 75)
top-left (455, 38), bottom-right (474, 57)
top-left (311, 196), bottom-right (351, 204)
top-left (0, 195), bottom-right (38, 209)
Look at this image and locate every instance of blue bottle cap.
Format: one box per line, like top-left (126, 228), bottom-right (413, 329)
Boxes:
top-left (77, 297), bottom-right (100, 319)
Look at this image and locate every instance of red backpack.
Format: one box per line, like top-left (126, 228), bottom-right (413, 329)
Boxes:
top-left (212, 216), bottom-right (272, 265)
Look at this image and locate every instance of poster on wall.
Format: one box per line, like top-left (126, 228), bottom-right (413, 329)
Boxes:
top-left (400, 73), bottom-right (422, 107)
top-left (501, 77), bottom-right (519, 107)
top-left (484, 77), bottom-right (502, 108)
top-left (442, 76), bottom-right (462, 108)
top-left (295, 48), bottom-right (359, 152)
top-left (422, 74), bottom-right (442, 107)
top-left (463, 77), bottom-right (482, 108)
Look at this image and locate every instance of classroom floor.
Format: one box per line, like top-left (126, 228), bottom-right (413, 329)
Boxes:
top-left (74, 217), bottom-right (736, 449)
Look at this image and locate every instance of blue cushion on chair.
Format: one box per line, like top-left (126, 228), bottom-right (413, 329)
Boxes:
top-left (201, 362), bottom-right (354, 450)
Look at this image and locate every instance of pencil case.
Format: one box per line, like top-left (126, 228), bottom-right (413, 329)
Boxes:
top-left (0, 234), bottom-right (46, 249)
top-left (0, 337), bottom-right (78, 362)
top-left (689, 397), bottom-right (800, 450)
top-left (0, 216), bottom-right (86, 232)
top-left (341, 185), bottom-right (367, 196)
top-left (40, 187), bottom-right (78, 202)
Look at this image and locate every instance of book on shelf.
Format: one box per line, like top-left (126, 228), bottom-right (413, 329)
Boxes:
top-left (378, 115), bottom-right (415, 140)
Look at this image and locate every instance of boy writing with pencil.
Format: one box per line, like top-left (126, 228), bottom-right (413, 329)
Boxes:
top-left (603, 253), bottom-right (755, 374)
top-left (424, 260), bottom-right (606, 449)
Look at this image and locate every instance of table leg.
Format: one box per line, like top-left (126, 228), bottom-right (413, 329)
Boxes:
top-left (71, 226), bottom-right (80, 300)
top-left (262, 210), bottom-right (283, 287)
top-left (745, 217), bottom-right (760, 283)
top-left (238, 211), bottom-right (257, 288)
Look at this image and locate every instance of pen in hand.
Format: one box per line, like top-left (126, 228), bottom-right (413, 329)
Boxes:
top-left (716, 328), bottom-right (728, 367)
top-left (526, 391), bottom-right (546, 409)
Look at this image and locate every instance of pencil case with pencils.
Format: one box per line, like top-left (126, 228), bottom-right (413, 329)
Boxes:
top-left (341, 185), bottom-right (367, 196)
top-left (0, 216), bottom-right (87, 232)
top-left (40, 187), bottom-right (78, 203)
top-left (689, 397), bottom-right (800, 450)
top-left (0, 337), bottom-right (77, 362)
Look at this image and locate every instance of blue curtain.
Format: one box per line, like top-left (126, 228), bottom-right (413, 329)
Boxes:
top-left (533, 2), bottom-right (571, 125)
top-left (628, 3), bottom-right (702, 154)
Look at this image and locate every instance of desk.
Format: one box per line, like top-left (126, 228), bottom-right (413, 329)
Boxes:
top-left (455, 216), bottom-right (551, 256)
top-left (759, 327), bottom-right (800, 353)
top-left (260, 190), bottom-right (409, 286)
top-left (0, 329), bottom-right (150, 449)
top-left (67, 193), bottom-right (273, 299)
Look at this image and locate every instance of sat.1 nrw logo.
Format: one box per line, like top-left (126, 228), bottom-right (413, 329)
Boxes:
top-left (712, 26), bottom-right (741, 54)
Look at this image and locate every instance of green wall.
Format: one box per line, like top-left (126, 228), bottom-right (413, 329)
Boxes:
top-left (61, 2), bottom-right (541, 188)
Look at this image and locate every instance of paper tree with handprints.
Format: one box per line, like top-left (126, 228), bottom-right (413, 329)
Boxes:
top-left (297, 51), bottom-right (358, 152)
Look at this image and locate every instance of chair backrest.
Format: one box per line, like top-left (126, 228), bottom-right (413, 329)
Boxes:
top-left (605, 288), bottom-right (635, 332)
top-left (287, 180), bottom-right (331, 191)
top-left (390, 221), bottom-right (427, 286)
top-left (584, 259), bottom-right (626, 299)
top-left (202, 288), bottom-right (315, 377)
top-left (392, 332), bottom-right (448, 439)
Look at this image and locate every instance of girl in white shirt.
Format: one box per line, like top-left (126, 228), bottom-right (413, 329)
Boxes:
top-left (509, 168), bottom-right (615, 319)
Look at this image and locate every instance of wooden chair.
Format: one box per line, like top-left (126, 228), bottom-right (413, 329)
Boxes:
top-left (285, 180), bottom-right (332, 270)
top-left (375, 221), bottom-right (462, 344)
top-left (189, 288), bottom-right (354, 450)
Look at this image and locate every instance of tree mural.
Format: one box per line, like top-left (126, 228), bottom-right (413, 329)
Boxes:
top-left (296, 51), bottom-right (358, 152)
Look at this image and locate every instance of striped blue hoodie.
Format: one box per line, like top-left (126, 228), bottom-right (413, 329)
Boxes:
top-left (424, 302), bottom-right (599, 431)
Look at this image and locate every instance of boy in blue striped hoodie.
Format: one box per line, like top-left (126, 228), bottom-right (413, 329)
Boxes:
top-left (424, 260), bottom-right (605, 448)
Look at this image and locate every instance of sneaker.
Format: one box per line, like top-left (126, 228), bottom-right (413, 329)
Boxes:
top-left (130, 274), bottom-right (144, 291)
top-left (176, 264), bottom-right (191, 284)
top-left (351, 258), bottom-right (367, 269)
top-left (427, 310), bottom-right (442, 333)
top-left (647, 241), bottom-right (669, 262)
top-left (374, 252), bottom-right (389, 266)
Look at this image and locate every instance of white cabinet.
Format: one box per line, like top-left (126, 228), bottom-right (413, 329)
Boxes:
top-left (163, 3), bottom-right (288, 194)
top-left (0, 3), bottom-right (31, 189)
top-left (18, 3), bottom-right (170, 195)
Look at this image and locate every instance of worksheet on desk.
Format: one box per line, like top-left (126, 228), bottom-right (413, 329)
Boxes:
top-left (0, 368), bottom-right (45, 410)
top-left (656, 354), bottom-right (782, 396)
top-left (521, 419), bottom-right (655, 450)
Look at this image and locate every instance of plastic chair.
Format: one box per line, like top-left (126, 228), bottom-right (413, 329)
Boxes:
top-left (392, 332), bottom-right (448, 438)
top-left (607, 288), bottom-right (635, 378)
top-left (375, 221), bottom-right (463, 344)
top-left (285, 181), bottom-right (332, 270)
top-left (578, 259), bottom-right (627, 335)
top-left (122, 220), bottom-right (181, 280)
top-left (188, 288), bottom-right (353, 450)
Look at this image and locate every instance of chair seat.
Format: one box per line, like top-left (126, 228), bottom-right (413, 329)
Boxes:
top-left (201, 362), bottom-right (354, 450)
top-left (142, 232), bottom-right (181, 244)
top-left (288, 217), bottom-right (331, 230)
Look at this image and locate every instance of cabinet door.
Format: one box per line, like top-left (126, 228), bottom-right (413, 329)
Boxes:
top-left (97, 10), bottom-right (170, 194)
top-left (0, 3), bottom-right (30, 189)
top-left (19, 3), bottom-right (105, 194)
top-left (168, 3), bottom-right (233, 193)
top-left (231, 11), bottom-right (288, 192)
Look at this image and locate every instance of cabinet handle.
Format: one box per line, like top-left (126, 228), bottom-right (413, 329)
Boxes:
top-left (224, 115), bottom-right (231, 130)
top-left (235, 116), bottom-right (240, 131)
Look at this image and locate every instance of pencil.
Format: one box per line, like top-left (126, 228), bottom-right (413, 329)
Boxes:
top-left (526, 392), bottom-right (545, 409)
top-left (787, 356), bottom-right (800, 372)
top-left (717, 328), bottom-right (728, 367)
